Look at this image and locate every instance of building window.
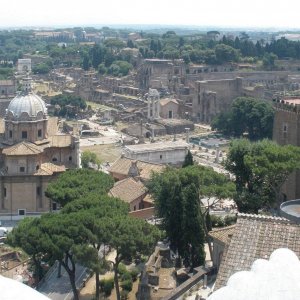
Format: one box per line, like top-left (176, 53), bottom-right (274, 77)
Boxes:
top-left (69, 156), bottom-right (72, 161)
top-left (168, 110), bottom-right (173, 118)
top-left (4, 187), bottom-right (6, 198)
top-left (198, 95), bottom-right (200, 105)
top-left (38, 129), bottom-right (42, 137)
top-left (133, 205), bottom-right (136, 211)
top-left (160, 155), bottom-right (162, 160)
top-left (21, 131), bottom-right (27, 139)
top-left (283, 123), bottom-right (288, 133)
top-left (9, 130), bottom-right (12, 138)
top-left (36, 165), bottom-right (39, 170)
top-left (52, 157), bottom-right (58, 162)
top-left (18, 209), bottom-right (26, 216)
top-left (20, 167), bottom-right (25, 172)
top-left (37, 187), bottom-right (41, 196)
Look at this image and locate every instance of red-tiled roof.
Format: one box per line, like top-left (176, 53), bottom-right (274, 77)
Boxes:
top-left (215, 213), bottom-right (300, 290)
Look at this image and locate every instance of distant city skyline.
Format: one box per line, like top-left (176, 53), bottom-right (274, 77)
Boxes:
top-left (1, 0), bottom-right (300, 30)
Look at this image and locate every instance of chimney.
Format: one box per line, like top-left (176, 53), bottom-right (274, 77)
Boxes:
top-left (128, 160), bottom-right (140, 177)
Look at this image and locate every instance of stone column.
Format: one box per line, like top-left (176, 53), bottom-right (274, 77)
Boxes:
top-left (152, 99), bottom-right (155, 120)
top-left (147, 98), bottom-right (151, 119)
top-left (215, 144), bottom-right (220, 163)
top-left (185, 128), bottom-right (190, 143)
top-left (157, 98), bottom-right (160, 118)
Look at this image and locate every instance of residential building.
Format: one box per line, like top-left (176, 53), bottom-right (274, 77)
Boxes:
top-left (109, 177), bottom-right (151, 211)
top-left (109, 156), bottom-right (165, 182)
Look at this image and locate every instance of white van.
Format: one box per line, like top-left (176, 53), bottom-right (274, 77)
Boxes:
top-left (0, 227), bottom-right (7, 237)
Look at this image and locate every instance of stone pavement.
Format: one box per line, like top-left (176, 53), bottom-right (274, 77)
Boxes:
top-left (38, 263), bottom-right (89, 300)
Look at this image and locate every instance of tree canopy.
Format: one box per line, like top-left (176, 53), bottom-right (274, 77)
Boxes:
top-left (148, 165), bottom-right (234, 268)
top-left (9, 192), bottom-right (159, 300)
top-left (182, 150), bottom-right (194, 168)
top-left (50, 94), bottom-right (87, 117)
top-left (45, 169), bottom-right (114, 207)
top-left (81, 150), bottom-right (101, 169)
top-left (225, 139), bottom-right (300, 213)
top-left (211, 97), bottom-right (275, 140)
top-left (8, 212), bottom-right (94, 300)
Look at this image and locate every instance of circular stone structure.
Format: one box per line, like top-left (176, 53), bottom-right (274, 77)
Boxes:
top-left (280, 199), bottom-right (300, 223)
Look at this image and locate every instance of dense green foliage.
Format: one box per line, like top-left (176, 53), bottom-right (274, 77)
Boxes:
top-left (8, 213), bottom-right (94, 300)
top-left (182, 150), bottom-right (194, 167)
top-left (211, 97), bottom-right (275, 140)
top-left (0, 67), bottom-right (13, 79)
top-left (81, 150), bottom-right (101, 169)
top-left (50, 94), bottom-right (86, 117)
top-left (225, 139), bottom-right (300, 213)
top-left (32, 62), bottom-right (52, 74)
top-left (2, 28), bottom-right (300, 77)
top-left (9, 190), bottom-right (159, 300)
top-left (100, 278), bottom-right (114, 296)
top-left (209, 214), bottom-right (237, 227)
top-left (148, 165), bottom-right (234, 268)
top-left (45, 169), bottom-right (114, 207)
top-left (108, 60), bottom-right (133, 76)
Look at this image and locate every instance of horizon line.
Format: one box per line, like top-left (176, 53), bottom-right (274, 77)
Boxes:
top-left (0, 23), bottom-right (300, 32)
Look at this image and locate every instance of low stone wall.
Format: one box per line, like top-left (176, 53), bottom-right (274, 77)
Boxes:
top-left (129, 207), bottom-right (155, 220)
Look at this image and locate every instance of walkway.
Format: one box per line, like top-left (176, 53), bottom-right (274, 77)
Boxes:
top-left (38, 263), bottom-right (89, 300)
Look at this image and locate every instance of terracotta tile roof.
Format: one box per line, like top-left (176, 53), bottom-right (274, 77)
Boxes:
top-left (109, 157), bottom-right (165, 181)
top-left (214, 213), bottom-right (300, 290)
top-left (160, 98), bottom-right (179, 106)
top-left (34, 162), bottom-right (66, 176)
top-left (2, 142), bottom-right (43, 156)
top-left (109, 177), bottom-right (147, 203)
top-left (209, 225), bottom-right (236, 245)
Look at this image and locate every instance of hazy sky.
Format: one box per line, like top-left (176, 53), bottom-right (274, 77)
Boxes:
top-left (1, 0), bottom-right (300, 29)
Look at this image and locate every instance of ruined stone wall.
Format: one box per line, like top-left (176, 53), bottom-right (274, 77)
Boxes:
top-left (193, 77), bottom-right (243, 123)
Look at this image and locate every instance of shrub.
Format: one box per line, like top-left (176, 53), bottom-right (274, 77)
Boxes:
top-left (210, 215), bottom-right (225, 227)
top-left (121, 271), bottom-right (132, 281)
top-left (121, 279), bottom-right (133, 292)
top-left (129, 267), bottom-right (140, 281)
top-left (118, 263), bottom-right (127, 276)
top-left (224, 214), bottom-right (237, 226)
top-left (120, 290), bottom-right (129, 300)
top-left (100, 278), bottom-right (114, 296)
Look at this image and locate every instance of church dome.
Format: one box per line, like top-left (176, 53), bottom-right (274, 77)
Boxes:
top-left (6, 92), bottom-right (47, 121)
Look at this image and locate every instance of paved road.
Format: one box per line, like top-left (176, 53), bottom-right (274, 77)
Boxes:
top-left (39, 263), bottom-right (89, 300)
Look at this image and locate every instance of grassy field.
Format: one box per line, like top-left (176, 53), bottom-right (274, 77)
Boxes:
top-left (86, 101), bottom-right (117, 111)
top-left (80, 143), bottom-right (122, 164)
